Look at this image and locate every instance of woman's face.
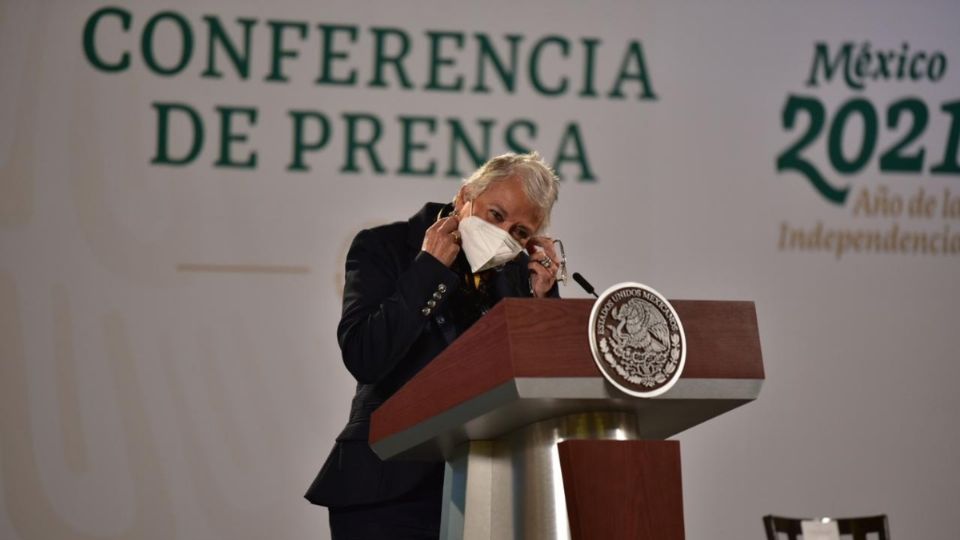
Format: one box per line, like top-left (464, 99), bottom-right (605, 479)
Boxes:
top-left (456, 176), bottom-right (543, 246)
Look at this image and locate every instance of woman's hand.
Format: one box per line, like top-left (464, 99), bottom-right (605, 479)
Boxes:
top-left (526, 236), bottom-right (559, 298)
top-left (422, 215), bottom-right (461, 267)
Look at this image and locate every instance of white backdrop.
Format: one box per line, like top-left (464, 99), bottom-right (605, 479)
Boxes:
top-left (2, 1), bottom-right (958, 538)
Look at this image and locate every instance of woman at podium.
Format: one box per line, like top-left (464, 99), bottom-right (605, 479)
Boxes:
top-left (305, 152), bottom-right (562, 539)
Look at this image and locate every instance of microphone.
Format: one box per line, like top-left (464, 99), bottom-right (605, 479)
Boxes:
top-left (572, 272), bottom-right (599, 298)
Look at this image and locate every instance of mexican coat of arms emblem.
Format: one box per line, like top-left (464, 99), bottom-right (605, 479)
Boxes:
top-left (588, 283), bottom-right (686, 397)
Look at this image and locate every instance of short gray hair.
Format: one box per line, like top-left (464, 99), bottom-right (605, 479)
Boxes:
top-left (461, 152), bottom-right (560, 230)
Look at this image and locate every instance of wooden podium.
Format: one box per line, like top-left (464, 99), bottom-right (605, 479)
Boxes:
top-left (370, 298), bottom-right (764, 540)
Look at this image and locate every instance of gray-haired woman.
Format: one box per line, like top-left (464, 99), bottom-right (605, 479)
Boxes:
top-left (306, 152), bottom-right (561, 539)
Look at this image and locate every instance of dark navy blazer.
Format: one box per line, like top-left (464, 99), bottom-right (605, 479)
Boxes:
top-left (305, 202), bottom-right (542, 508)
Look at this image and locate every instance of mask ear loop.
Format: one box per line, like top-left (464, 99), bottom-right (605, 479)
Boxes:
top-left (452, 191), bottom-right (474, 220)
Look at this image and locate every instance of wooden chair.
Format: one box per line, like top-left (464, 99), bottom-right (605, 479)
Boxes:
top-left (763, 514), bottom-right (890, 540)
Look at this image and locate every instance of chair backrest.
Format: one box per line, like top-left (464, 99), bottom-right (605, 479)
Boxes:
top-left (763, 515), bottom-right (890, 540)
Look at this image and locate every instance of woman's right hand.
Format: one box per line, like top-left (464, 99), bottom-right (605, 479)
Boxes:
top-left (421, 215), bottom-right (461, 267)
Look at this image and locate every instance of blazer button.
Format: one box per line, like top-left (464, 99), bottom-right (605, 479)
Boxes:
top-left (436, 315), bottom-right (446, 325)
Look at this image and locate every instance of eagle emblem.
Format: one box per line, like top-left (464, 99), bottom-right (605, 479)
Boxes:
top-left (588, 283), bottom-right (686, 397)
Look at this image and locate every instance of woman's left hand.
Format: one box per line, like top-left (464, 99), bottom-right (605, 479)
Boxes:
top-left (526, 236), bottom-right (559, 298)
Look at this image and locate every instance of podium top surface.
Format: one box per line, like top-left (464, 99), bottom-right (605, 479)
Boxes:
top-left (370, 298), bottom-right (764, 460)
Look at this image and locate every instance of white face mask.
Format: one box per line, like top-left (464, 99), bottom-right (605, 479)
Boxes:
top-left (458, 215), bottom-right (524, 273)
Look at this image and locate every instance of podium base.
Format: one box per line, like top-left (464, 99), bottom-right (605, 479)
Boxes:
top-left (440, 411), bottom-right (650, 540)
top-left (559, 440), bottom-right (684, 539)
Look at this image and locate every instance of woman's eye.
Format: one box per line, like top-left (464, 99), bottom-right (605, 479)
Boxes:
top-left (490, 210), bottom-right (503, 222)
